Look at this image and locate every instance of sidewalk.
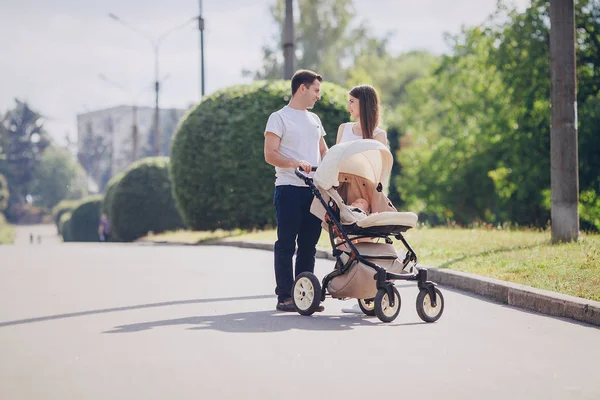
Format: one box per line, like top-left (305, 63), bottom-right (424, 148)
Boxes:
top-left (139, 237), bottom-right (600, 327)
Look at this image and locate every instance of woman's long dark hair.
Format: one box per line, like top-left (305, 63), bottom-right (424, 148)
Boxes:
top-left (349, 84), bottom-right (380, 139)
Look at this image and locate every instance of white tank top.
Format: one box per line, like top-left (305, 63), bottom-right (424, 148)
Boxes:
top-left (339, 122), bottom-right (384, 143)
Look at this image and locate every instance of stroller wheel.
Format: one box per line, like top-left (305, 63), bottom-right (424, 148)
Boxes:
top-left (357, 298), bottom-right (376, 316)
top-left (416, 288), bottom-right (444, 323)
top-left (292, 272), bottom-right (322, 316)
top-left (374, 286), bottom-right (401, 323)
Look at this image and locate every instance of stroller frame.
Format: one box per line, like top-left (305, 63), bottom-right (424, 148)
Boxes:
top-left (295, 168), bottom-right (440, 311)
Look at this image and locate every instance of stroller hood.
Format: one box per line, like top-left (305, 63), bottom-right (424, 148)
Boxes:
top-left (314, 139), bottom-right (393, 193)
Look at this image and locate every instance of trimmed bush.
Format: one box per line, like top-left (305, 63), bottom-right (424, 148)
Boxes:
top-left (69, 195), bottom-right (102, 242)
top-left (0, 174), bottom-right (8, 212)
top-left (59, 212), bottom-right (72, 241)
top-left (52, 199), bottom-right (80, 230)
top-left (170, 80), bottom-right (350, 230)
top-left (101, 171), bottom-right (126, 242)
top-left (109, 157), bottom-right (184, 242)
top-left (102, 171), bottom-right (125, 216)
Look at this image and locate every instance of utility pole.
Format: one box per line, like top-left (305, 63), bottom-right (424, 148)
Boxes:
top-left (132, 105), bottom-right (139, 162)
top-left (283, 0), bottom-right (295, 79)
top-left (153, 47), bottom-right (161, 157)
top-left (198, 0), bottom-right (205, 100)
top-left (108, 117), bottom-right (115, 179)
top-left (108, 12), bottom-right (197, 157)
top-left (550, 0), bottom-right (579, 242)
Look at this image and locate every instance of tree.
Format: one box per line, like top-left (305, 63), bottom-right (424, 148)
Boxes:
top-left (488, 0), bottom-right (599, 229)
top-left (245, 0), bottom-right (391, 86)
top-left (30, 146), bottom-right (81, 210)
top-left (396, 0), bottom-right (600, 230)
top-left (398, 28), bottom-right (518, 225)
top-left (0, 99), bottom-right (51, 209)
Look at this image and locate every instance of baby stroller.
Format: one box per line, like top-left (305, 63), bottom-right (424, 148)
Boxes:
top-left (292, 139), bottom-right (445, 323)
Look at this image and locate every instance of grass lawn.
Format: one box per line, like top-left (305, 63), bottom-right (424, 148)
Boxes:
top-left (0, 222), bottom-right (15, 245)
top-left (141, 226), bottom-right (600, 301)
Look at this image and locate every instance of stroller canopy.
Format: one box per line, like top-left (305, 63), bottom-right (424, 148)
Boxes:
top-left (314, 139), bottom-right (393, 193)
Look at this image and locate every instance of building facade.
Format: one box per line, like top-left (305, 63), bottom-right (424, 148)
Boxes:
top-left (76, 105), bottom-right (188, 191)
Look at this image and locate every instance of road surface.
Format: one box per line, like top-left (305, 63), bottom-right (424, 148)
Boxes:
top-left (1, 225), bottom-right (599, 399)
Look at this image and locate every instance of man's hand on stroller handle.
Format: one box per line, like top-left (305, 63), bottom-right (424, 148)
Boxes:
top-left (294, 160), bottom-right (317, 182)
top-left (296, 160), bottom-right (317, 173)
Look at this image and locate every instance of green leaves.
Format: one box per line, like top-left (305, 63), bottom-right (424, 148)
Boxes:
top-left (30, 146), bottom-right (82, 210)
top-left (0, 99), bottom-right (51, 215)
top-left (393, 1), bottom-right (600, 230)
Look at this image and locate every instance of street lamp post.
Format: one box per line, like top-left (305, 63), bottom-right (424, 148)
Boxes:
top-left (198, 0), bottom-right (205, 100)
top-left (108, 13), bottom-right (198, 156)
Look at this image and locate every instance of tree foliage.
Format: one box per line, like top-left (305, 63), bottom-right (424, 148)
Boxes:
top-left (247, 0), bottom-right (393, 86)
top-left (397, 0), bottom-right (600, 230)
top-left (30, 146), bottom-right (82, 210)
top-left (0, 99), bottom-right (51, 213)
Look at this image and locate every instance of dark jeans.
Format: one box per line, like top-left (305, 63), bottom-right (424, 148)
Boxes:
top-left (273, 185), bottom-right (322, 302)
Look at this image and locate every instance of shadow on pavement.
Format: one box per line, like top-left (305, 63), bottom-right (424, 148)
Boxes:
top-left (0, 294), bottom-right (274, 328)
top-left (103, 309), bottom-right (425, 334)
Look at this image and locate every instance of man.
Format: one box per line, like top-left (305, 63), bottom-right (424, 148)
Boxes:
top-left (264, 69), bottom-right (329, 312)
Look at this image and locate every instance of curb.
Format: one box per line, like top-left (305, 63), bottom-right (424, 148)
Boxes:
top-left (139, 238), bottom-right (600, 327)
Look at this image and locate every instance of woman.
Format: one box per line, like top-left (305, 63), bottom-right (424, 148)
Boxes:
top-left (336, 84), bottom-right (388, 314)
top-left (336, 84), bottom-right (387, 146)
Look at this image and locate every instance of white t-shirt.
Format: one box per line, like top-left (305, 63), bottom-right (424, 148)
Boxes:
top-left (338, 122), bottom-right (385, 143)
top-left (264, 105), bottom-right (326, 187)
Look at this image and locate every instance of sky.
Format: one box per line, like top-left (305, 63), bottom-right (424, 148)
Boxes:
top-left (0, 0), bottom-right (529, 145)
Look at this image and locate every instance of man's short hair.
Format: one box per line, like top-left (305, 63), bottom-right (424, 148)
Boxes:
top-left (291, 69), bottom-right (323, 96)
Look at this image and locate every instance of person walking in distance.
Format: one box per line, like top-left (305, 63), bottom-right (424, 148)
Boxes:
top-left (263, 69), bottom-right (329, 312)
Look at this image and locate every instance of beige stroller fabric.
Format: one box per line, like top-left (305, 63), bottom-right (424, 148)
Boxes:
top-left (327, 242), bottom-right (408, 299)
top-left (308, 140), bottom-right (418, 299)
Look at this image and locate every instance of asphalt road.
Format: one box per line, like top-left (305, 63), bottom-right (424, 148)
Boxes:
top-left (1, 225), bottom-right (599, 399)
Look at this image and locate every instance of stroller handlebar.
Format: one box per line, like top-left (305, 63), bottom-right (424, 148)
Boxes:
top-left (294, 166), bottom-right (317, 183)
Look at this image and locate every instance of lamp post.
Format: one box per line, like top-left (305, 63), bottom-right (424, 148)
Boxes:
top-left (198, 0), bottom-right (205, 100)
top-left (108, 13), bottom-right (198, 156)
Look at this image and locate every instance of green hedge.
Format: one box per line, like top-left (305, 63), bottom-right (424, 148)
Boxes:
top-left (0, 174), bottom-right (8, 212)
top-left (101, 171), bottom-right (126, 241)
top-left (68, 195), bottom-right (103, 242)
top-left (109, 157), bottom-right (184, 242)
top-left (170, 80), bottom-right (350, 230)
top-left (59, 211), bottom-right (72, 241)
top-left (102, 171), bottom-right (125, 216)
top-left (52, 199), bottom-right (81, 230)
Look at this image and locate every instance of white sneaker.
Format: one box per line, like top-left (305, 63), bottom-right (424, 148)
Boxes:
top-left (341, 303), bottom-right (363, 314)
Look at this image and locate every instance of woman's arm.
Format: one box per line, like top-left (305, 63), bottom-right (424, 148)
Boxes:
top-left (374, 130), bottom-right (388, 147)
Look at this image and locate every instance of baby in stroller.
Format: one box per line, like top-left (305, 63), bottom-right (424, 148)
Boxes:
top-left (291, 139), bottom-right (445, 323)
top-left (350, 197), bottom-right (372, 216)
